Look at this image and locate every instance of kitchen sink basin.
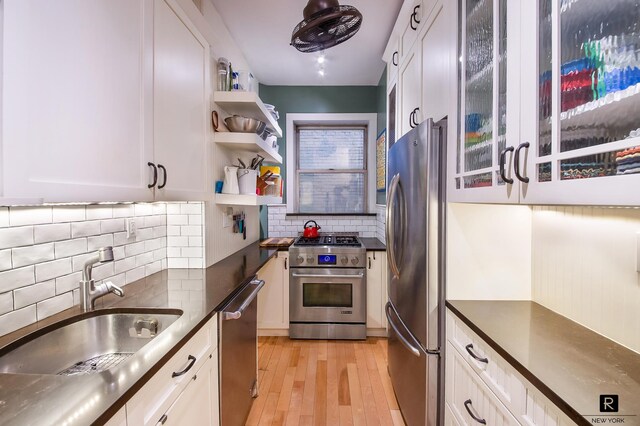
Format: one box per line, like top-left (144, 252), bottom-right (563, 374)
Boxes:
top-left (0, 308), bottom-right (183, 376)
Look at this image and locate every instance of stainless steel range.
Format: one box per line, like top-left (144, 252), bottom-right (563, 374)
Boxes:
top-left (289, 234), bottom-right (366, 340)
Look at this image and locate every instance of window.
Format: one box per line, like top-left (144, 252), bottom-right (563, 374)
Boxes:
top-left (296, 126), bottom-right (368, 214)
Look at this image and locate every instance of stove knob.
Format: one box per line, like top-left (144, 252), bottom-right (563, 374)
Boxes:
top-left (351, 257), bottom-right (360, 265)
top-left (340, 256), bottom-right (349, 265)
top-left (296, 256), bottom-right (304, 265)
top-left (306, 256), bottom-right (315, 264)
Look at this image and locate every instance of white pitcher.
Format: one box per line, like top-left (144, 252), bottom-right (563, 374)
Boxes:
top-left (222, 166), bottom-right (240, 194)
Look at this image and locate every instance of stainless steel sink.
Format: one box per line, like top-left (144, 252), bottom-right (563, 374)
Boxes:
top-left (0, 308), bottom-right (183, 376)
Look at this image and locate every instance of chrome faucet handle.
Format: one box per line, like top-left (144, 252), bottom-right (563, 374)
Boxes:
top-left (104, 281), bottom-right (124, 297)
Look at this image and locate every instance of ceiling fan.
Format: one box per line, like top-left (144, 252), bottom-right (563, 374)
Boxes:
top-left (290, 0), bottom-right (363, 53)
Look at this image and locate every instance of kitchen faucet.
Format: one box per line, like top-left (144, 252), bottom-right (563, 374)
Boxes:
top-left (79, 247), bottom-right (124, 311)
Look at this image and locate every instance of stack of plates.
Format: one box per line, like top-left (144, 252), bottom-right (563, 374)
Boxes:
top-left (264, 103), bottom-right (279, 120)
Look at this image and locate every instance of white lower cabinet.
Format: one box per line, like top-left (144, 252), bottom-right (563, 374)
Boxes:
top-left (366, 251), bottom-right (388, 332)
top-left (446, 309), bottom-right (579, 426)
top-left (257, 252), bottom-right (289, 333)
top-left (447, 342), bottom-right (520, 426)
top-left (115, 314), bottom-right (219, 426)
top-left (105, 407), bottom-right (127, 426)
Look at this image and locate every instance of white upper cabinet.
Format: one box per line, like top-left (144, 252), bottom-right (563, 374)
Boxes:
top-left (519, 0), bottom-right (640, 206)
top-left (449, 0), bottom-right (522, 204)
top-left (399, 46), bottom-right (423, 137)
top-left (153, 0), bottom-right (211, 201)
top-left (2, 0), bottom-right (155, 203)
top-left (421, 3), bottom-right (452, 124)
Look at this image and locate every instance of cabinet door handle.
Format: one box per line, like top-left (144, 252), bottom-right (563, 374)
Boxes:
top-left (499, 147), bottom-right (515, 185)
top-left (157, 414), bottom-right (168, 425)
top-left (409, 110), bottom-right (416, 129)
top-left (514, 142), bottom-right (530, 183)
top-left (410, 5), bottom-right (420, 31)
top-left (158, 164), bottom-right (168, 189)
top-left (368, 257), bottom-right (372, 269)
top-left (464, 400), bottom-right (487, 425)
top-left (411, 108), bottom-right (420, 127)
top-left (412, 5), bottom-right (421, 27)
top-left (284, 257), bottom-right (287, 270)
top-left (465, 344), bottom-right (489, 363)
top-left (172, 355), bottom-right (196, 378)
top-left (392, 51), bottom-right (399, 66)
top-left (148, 162), bottom-right (158, 189)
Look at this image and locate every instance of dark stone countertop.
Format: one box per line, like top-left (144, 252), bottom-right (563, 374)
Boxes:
top-left (447, 300), bottom-right (640, 426)
top-left (0, 242), bottom-right (277, 426)
top-left (360, 237), bottom-right (386, 251)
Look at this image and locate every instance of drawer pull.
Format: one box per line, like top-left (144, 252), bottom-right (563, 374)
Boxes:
top-left (465, 344), bottom-right (488, 364)
top-left (158, 414), bottom-right (168, 425)
top-left (464, 399), bottom-right (486, 425)
top-left (172, 355), bottom-right (196, 378)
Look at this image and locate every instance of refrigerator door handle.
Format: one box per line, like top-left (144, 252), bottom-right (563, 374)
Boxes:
top-left (385, 174), bottom-right (403, 279)
top-left (385, 302), bottom-right (421, 358)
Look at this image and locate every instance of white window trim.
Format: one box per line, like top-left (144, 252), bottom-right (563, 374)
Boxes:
top-left (286, 113), bottom-right (378, 214)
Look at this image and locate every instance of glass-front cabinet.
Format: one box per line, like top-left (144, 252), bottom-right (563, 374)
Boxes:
top-left (520, 0), bottom-right (640, 205)
top-left (451, 0), bottom-right (521, 203)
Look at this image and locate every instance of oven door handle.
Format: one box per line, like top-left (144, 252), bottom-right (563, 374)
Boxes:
top-left (222, 279), bottom-right (265, 321)
top-left (291, 273), bottom-right (365, 279)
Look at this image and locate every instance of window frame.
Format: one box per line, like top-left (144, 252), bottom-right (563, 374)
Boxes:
top-left (294, 125), bottom-right (369, 214)
top-left (285, 113), bottom-right (378, 214)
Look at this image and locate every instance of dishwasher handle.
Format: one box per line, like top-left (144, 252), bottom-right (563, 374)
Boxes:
top-left (222, 279), bottom-right (265, 321)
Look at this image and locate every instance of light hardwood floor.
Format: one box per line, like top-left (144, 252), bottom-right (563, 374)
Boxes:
top-left (246, 337), bottom-right (406, 426)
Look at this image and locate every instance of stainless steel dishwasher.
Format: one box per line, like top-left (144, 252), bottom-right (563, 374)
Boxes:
top-left (218, 277), bottom-right (265, 426)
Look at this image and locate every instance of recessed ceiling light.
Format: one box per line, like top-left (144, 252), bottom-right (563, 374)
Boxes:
top-left (317, 55), bottom-right (325, 64)
top-left (318, 69), bottom-right (325, 76)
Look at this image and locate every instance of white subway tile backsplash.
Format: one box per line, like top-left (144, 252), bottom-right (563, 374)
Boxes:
top-left (0, 305), bottom-right (37, 336)
top-left (87, 234), bottom-right (114, 251)
top-left (0, 266), bottom-right (35, 293)
top-left (126, 266), bottom-right (146, 283)
top-left (167, 226), bottom-right (181, 236)
top-left (35, 223), bottom-right (71, 244)
top-left (0, 208), bottom-right (9, 228)
top-left (86, 205), bottom-right (113, 220)
top-left (54, 239), bottom-right (88, 259)
top-left (0, 227), bottom-right (34, 250)
top-left (12, 243), bottom-right (55, 268)
top-left (55, 272), bottom-right (82, 294)
top-left (135, 252), bottom-right (154, 267)
top-left (71, 221), bottom-right (101, 238)
top-left (14, 281), bottom-right (56, 309)
top-left (0, 292), bottom-right (13, 315)
top-left (134, 204), bottom-right (153, 217)
top-left (37, 292), bottom-right (73, 320)
top-left (36, 259), bottom-right (72, 282)
top-left (100, 218), bottom-right (125, 233)
top-left (115, 257), bottom-right (136, 275)
top-left (125, 242), bottom-right (146, 257)
top-left (112, 204), bottom-right (134, 218)
top-left (0, 202), bottom-right (205, 336)
top-left (52, 206), bottom-right (86, 222)
top-left (180, 203), bottom-right (202, 215)
top-left (167, 215), bottom-right (188, 225)
top-left (168, 258), bottom-right (189, 268)
top-left (9, 207), bottom-right (52, 226)
top-left (180, 226), bottom-right (202, 236)
top-left (0, 250), bottom-right (12, 272)
top-left (135, 227), bottom-right (154, 242)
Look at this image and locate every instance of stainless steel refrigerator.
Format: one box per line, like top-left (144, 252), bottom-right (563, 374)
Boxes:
top-left (385, 118), bottom-right (446, 426)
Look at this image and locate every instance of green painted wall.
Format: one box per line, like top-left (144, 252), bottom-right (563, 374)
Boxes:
top-left (258, 83), bottom-right (386, 237)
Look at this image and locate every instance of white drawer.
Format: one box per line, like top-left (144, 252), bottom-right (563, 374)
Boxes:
top-left (447, 310), bottom-right (526, 416)
top-left (446, 342), bottom-right (520, 426)
top-left (520, 383), bottom-right (578, 426)
top-left (127, 314), bottom-right (217, 426)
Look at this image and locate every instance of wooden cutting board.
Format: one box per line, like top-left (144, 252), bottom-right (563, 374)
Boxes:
top-left (259, 237), bottom-right (294, 248)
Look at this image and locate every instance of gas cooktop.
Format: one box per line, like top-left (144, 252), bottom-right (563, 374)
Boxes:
top-left (293, 235), bottom-right (362, 247)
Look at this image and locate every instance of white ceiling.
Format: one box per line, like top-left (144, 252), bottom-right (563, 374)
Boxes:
top-left (209, 0), bottom-right (403, 86)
